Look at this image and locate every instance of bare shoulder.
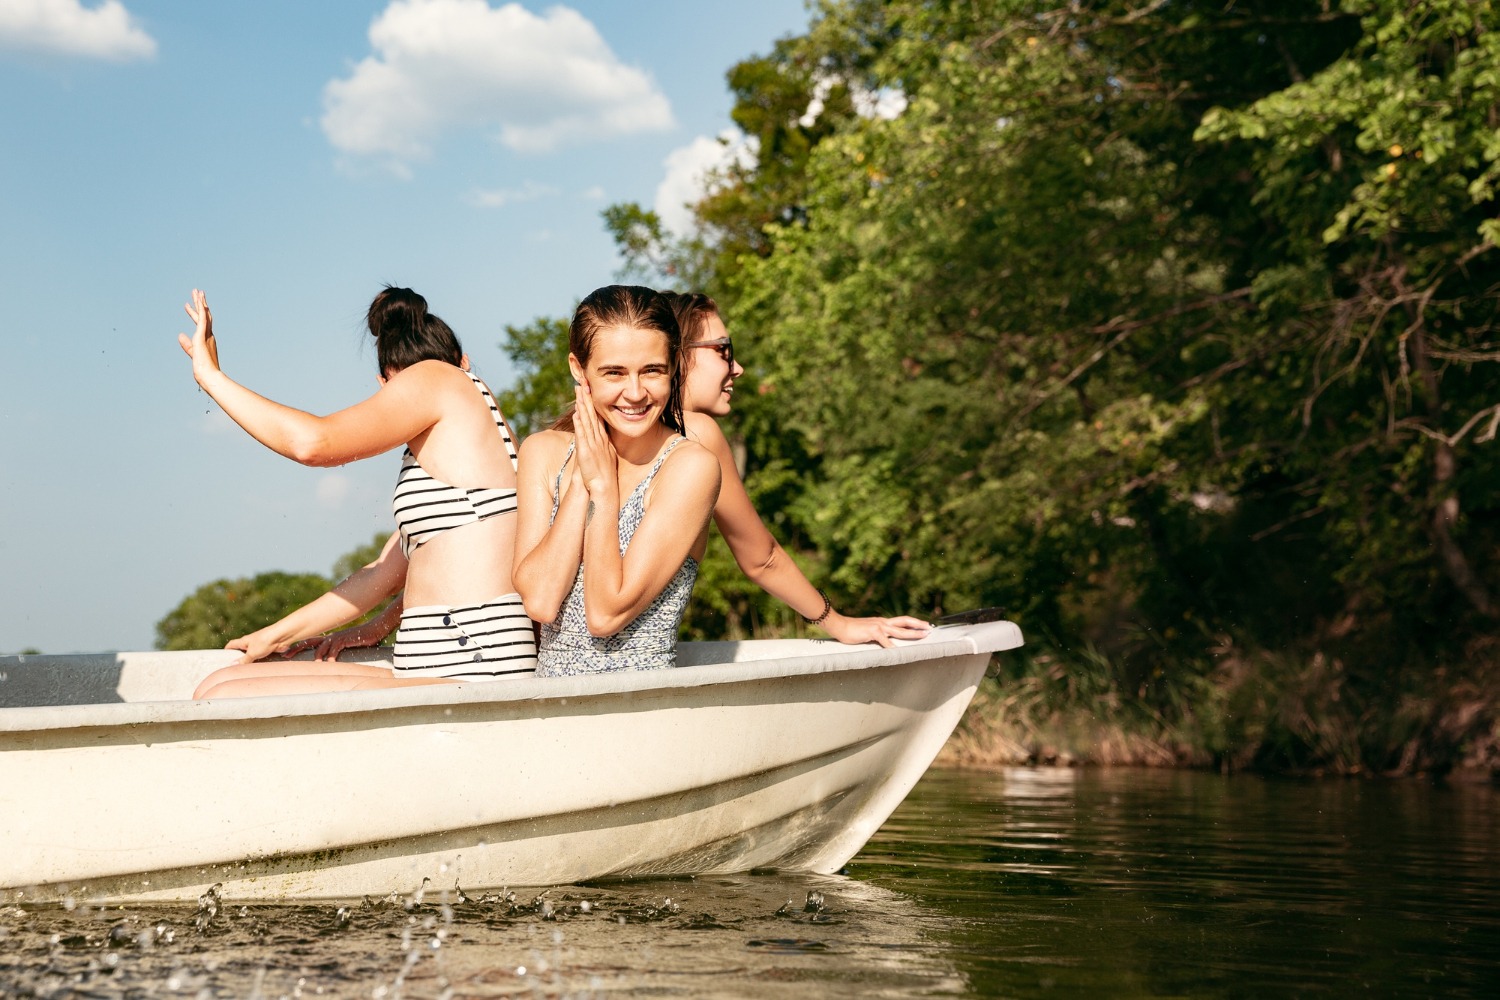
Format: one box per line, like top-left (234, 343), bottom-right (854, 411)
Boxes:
top-left (682, 411), bottom-right (737, 467)
top-left (395, 358), bottom-right (466, 385)
top-left (662, 437), bottom-right (722, 491)
top-left (517, 428), bottom-right (573, 468)
top-left (381, 359), bottom-right (471, 405)
top-left (683, 410), bottom-right (727, 446)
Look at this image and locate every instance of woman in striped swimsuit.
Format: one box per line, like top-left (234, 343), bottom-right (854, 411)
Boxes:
top-left (181, 286), bottom-right (536, 698)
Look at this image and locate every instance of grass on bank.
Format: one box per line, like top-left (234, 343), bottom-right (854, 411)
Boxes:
top-left (937, 643), bottom-right (1500, 779)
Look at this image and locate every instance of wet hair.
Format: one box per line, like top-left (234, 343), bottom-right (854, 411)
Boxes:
top-left (662, 291), bottom-right (722, 362)
top-left (366, 285), bottom-right (463, 377)
top-left (553, 285), bottom-right (685, 435)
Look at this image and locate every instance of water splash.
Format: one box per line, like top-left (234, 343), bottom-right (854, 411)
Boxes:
top-left (194, 883), bottom-right (223, 933)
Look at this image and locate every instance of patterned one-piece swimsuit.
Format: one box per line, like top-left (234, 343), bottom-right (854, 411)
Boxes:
top-left (536, 437), bottom-right (699, 676)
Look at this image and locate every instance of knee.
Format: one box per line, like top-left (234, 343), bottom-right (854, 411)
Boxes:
top-left (193, 665), bottom-right (251, 700)
top-left (193, 670), bottom-right (230, 700)
top-left (194, 679), bottom-right (227, 700)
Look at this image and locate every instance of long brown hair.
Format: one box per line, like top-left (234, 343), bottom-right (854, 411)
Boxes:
top-left (663, 291), bottom-right (720, 354)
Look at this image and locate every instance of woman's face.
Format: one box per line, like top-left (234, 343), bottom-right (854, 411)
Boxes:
top-left (682, 312), bottom-right (744, 417)
top-left (571, 324), bottom-right (672, 438)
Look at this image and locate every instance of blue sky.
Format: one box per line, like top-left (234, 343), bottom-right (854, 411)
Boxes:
top-left (0, 0), bottom-right (810, 653)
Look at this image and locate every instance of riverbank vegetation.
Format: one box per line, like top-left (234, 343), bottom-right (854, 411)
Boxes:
top-left (503, 0), bottom-right (1500, 776)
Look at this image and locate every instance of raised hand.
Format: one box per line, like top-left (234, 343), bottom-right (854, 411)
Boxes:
top-left (178, 288), bottom-right (221, 382)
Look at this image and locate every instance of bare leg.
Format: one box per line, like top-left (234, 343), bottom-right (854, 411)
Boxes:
top-left (193, 660), bottom-right (452, 700)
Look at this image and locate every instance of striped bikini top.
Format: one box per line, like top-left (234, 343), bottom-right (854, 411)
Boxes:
top-left (393, 369), bottom-right (519, 557)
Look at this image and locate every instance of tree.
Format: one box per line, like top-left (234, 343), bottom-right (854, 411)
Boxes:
top-left (496, 316), bottom-right (573, 438)
top-left (1195, 0), bottom-right (1500, 622)
top-left (643, 0), bottom-right (1500, 769)
top-left (155, 535), bottom-right (402, 650)
top-left (155, 572), bottom-right (331, 651)
top-left (485, 0), bottom-right (1500, 769)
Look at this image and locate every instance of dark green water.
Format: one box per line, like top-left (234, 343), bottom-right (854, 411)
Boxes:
top-left (3, 766), bottom-right (1497, 997)
top-left (853, 767), bottom-right (1500, 997)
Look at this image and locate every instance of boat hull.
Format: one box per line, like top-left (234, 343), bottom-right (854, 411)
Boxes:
top-left (0, 623), bottom-right (1020, 902)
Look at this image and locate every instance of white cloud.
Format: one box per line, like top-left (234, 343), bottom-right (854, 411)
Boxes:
top-left (799, 74), bottom-right (907, 128)
top-left (0, 0), bottom-right (155, 61)
top-left (321, 0), bottom-right (673, 171)
top-left (579, 185), bottom-right (605, 200)
top-left (653, 130), bottom-right (757, 238)
top-left (315, 473), bottom-right (351, 510)
top-left (854, 86), bottom-right (908, 121)
top-left (468, 179), bottom-right (558, 208)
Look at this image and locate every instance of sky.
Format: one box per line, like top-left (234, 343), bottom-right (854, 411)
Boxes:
top-left (0, 0), bottom-right (811, 653)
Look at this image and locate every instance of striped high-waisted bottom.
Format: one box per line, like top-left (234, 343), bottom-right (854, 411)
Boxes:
top-left (392, 594), bottom-right (537, 680)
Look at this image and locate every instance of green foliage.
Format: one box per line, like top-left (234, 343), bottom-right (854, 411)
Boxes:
top-left (156, 535), bottom-right (405, 651)
top-left (154, 572), bottom-right (330, 651)
top-left (611, 0), bottom-right (1500, 773)
top-left (471, 1), bottom-right (1500, 773)
top-left (600, 203), bottom-right (713, 289)
top-left (495, 315), bottom-right (573, 437)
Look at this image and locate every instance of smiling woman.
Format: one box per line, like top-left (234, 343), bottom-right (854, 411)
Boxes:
top-left (513, 285), bottom-right (721, 675)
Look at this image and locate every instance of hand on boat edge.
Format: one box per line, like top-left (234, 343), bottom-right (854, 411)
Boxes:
top-left (822, 614), bottom-right (933, 648)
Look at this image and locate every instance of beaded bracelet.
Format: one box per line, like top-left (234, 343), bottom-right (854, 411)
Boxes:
top-left (804, 588), bottom-right (833, 627)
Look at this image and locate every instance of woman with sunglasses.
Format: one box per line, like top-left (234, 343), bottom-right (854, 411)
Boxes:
top-left (666, 292), bottom-right (931, 648)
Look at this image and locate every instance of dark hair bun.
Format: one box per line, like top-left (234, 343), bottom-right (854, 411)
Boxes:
top-left (368, 285), bottom-right (463, 375)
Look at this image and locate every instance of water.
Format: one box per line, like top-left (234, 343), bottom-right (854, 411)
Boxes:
top-left (3, 767), bottom-right (1497, 997)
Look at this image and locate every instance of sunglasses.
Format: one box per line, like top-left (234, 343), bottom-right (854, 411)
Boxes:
top-left (691, 336), bottom-right (734, 367)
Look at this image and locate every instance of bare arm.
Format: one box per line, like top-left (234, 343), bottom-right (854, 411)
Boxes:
top-left (283, 593), bottom-right (404, 662)
top-left (225, 531), bottom-right (409, 663)
top-left (513, 431), bottom-right (588, 623)
top-left (178, 290), bottom-right (444, 467)
top-left (684, 412), bottom-right (930, 647)
top-left (578, 418), bottom-right (721, 636)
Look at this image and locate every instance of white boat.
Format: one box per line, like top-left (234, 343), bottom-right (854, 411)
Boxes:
top-left (0, 619), bottom-right (1021, 903)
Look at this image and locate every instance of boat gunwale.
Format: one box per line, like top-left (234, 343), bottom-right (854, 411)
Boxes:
top-left (0, 621), bottom-right (1020, 735)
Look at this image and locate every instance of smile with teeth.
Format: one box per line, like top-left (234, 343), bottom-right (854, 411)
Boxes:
top-left (616, 404), bottom-right (651, 417)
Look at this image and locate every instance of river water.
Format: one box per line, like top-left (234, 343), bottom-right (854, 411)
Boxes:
top-left (3, 766), bottom-right (1498, 997)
